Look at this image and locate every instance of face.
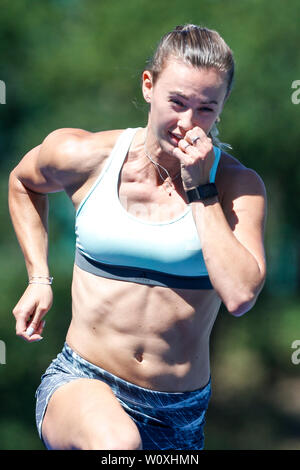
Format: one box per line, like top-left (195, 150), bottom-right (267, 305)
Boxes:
top-left (142, 59), bottom-right (229, 153)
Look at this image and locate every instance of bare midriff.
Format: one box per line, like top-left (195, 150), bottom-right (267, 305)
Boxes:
top-left (66, 265), bottom-right (221, 392)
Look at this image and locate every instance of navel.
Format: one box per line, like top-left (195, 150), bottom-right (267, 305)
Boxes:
top-left (134, 349), bottom-right (144, 363)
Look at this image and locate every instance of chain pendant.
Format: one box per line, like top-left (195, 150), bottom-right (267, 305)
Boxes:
top-left (144, 138), bottom-right (181, 197)
top-left (164, 179), bottom-right (173, 196)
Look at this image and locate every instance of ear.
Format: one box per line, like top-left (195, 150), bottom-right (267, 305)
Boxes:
top-left (142, 70), bottom-right (153, 103)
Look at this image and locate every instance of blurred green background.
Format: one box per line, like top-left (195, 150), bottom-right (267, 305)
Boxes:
top-left (1, 0), bottom-right (300, 450)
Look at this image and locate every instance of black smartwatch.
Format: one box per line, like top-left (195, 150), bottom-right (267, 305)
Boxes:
top-left (185, 183), bottom-right (218, 203)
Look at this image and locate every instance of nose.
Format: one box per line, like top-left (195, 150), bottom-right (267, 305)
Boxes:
top-left (177, 109), bottom-right (195, 133)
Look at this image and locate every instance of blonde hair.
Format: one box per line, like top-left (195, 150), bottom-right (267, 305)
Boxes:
top-left (146, 24), bottom-right (235, 149)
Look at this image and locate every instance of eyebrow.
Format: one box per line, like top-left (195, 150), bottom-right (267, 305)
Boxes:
top-left (170, 91), bottom-right (218, 105)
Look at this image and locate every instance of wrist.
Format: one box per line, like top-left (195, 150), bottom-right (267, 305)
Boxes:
top-left (185, 182), bottom-right (218, 204)
top-left (26, 260), bottom-right (50, 278)
top-left (28, 275), bottom-right (53, 285)
top-left (190, 196), bottom-right (219, 208)
top-left (183, 178), bottom-right (210, 192)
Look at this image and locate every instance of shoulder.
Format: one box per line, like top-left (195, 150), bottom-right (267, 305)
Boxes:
top-left (216, 150), bottom-right (267, 234)
top-left (216, 150), bottom-right (267, 203)
top-left (39, 127), bottom-right (124, 173)
top-left (12, 127), bottom-right (125, 194)
top-left (10, 127), bottom-right (127, 195)
top-left (36, 127), bottom-right (125, 191)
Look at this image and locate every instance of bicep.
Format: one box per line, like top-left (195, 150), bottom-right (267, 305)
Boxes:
top-left (11, 145), bottom-right (63, 194)
top-left (12, 130), bottom-right (83, 194)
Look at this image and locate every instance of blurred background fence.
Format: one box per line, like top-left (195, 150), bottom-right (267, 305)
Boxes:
top-left (0, 0), bottom-right (299, 449)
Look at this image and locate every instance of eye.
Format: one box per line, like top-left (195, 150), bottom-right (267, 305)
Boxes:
top-left (170, 98), bottom-right (185, 108)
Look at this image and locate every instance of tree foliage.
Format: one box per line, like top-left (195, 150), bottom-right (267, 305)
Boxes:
top-left (1, 0), bottom-right (299, 450)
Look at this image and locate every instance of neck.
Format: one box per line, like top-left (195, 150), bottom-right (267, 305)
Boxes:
top-left (144, 127), bottom-right (181, 181)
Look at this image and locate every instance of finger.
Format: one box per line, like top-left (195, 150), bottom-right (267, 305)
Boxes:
top-left (185, 128), bottom-right (209, 147)
top-left (23, 304), bottom-right (49, 343)
top-left (185, 126), bottom-right (206, 142)
top-left (178, 139), bottom-right (200, 156)
top-left (191, 135), bottom-right (202, 146)
top-left (16, 316), bottom-right (43, 343)
top-left (26, 323), bottom-right (45, 342)
top-left (173, 146), bottom-right (195, 165)
top-left (35, 319), bottom-right (46, 337)
top-left (182, 138), bottom-right (214, 163)
top-left (23, 334), bottom-right (43, 343)
top-left (14, 306), bottom-right (35, 337)
top-left (24, 319), bottom-right (45, 343)
top-left (26, 308), bottom-right (47, 337)
top-left (178, 140), bottom-right (201, 165)
top-left (178, 139), bottom-right (192, 153)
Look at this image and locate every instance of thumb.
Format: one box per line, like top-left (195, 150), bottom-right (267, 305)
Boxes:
top-left (26, 306), bottom-right (48, 338)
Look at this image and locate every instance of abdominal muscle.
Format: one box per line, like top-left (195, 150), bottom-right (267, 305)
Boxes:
top-left (65, 264), bottom-right (221, 392)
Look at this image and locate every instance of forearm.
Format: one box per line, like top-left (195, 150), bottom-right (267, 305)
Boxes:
top-left (191, 198), bottom-right (265, 315)
top-left (8, 170), bottom-right (50, 277)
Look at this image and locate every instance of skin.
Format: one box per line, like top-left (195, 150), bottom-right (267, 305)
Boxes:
top-left (8, 58), bottom-right (267, 449)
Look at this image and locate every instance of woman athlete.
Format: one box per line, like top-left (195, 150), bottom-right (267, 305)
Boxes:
top-left (9, 25), bottom-right (267, 450)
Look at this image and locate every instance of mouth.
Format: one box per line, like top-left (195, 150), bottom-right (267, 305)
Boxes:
top-left (168, 131), bottom-right (184, 146)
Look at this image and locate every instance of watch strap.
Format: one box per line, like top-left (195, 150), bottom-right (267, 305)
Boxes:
top-left (185, 183), bottom-right (218, 203)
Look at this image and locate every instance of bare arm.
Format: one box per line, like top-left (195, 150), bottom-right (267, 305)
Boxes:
top-left (8, 128), bottom-right (92, 342)
top-left (191, 167), bottom-right (267, 316)
top-left (9, 146), bottom-right (51, 277)
top-left (174, 126), bottom-right (267, 316)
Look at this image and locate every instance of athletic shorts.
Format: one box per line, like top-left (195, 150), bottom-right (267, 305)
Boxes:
top-left (35, 342), bottom-right (211, 450)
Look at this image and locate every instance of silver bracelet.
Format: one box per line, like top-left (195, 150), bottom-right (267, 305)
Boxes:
top-left (29, 276), bottom-right (53, 285)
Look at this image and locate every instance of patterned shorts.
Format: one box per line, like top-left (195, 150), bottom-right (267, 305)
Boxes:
top-left (35, 342), bottom-right (211, 450)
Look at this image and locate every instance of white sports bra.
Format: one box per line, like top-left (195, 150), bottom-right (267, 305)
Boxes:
top-left (75, 128), bottom-right (221, 289)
